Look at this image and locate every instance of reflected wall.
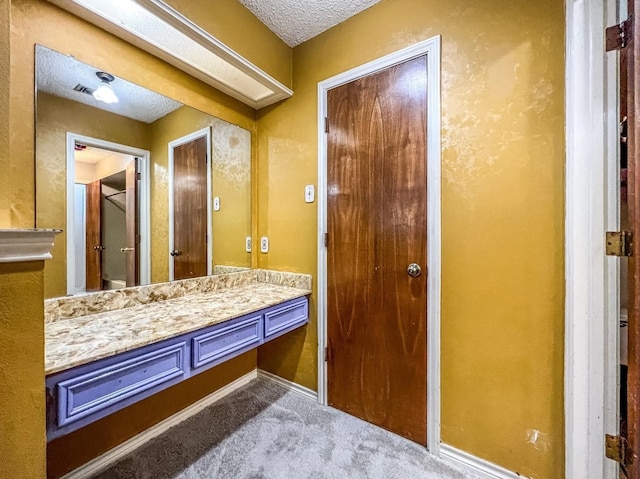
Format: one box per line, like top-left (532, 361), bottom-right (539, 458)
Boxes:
top-left (149, 107), bottom-right (251, 284)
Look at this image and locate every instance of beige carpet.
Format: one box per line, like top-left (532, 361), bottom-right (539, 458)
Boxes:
top-left (93, 378), bottom-right (484, 479)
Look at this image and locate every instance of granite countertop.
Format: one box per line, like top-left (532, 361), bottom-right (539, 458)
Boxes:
top-left (45, 282), bottom-right (310, 375)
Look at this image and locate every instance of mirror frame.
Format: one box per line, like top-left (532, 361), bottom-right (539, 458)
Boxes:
top-left (65, 132), bottom-right (151, 295)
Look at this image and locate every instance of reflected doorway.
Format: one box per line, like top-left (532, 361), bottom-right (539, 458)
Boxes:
top-left (66, 133), bottom-right (151, 295)
top-left (77, 159), bottom-right (136, 292)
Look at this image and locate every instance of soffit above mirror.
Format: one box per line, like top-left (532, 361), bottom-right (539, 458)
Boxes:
top-left (47, 0), bottom-right (293, 109)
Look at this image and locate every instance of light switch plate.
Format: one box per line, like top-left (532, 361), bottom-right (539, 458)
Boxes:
top-left (260, 236), bottom-right (269, 253)
top-left (213, 197), bottom-right (221, 211)
top-left (305, 185), bottom-right (315, 203)
top-left (245, 237), bottom-right (252, 253)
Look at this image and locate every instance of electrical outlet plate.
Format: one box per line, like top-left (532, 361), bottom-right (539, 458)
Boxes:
top-left (260, 236), bottom-right (269, 253)
top-left (245, 237), bottom-right (252, 253)
top-left (213, 197), bottom-right (221, 211)
top-left (305, 185), bottom-right (315, 203)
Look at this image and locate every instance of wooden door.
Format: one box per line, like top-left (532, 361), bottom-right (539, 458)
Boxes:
top-left (326, 56), bottom-right (428, 444)
top-left (85, 180), bottom-right (102, 292)
top-left (624, 1), bottom-right (640, 475)
top-left (125, 159), bottom-right (139, 287)
top-left (172, 136), bottom-right (208, 280)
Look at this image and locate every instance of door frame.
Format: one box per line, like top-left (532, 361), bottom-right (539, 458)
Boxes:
top-left (65, 133), bottom-right (151, 295)
top-left (316, 36), bottom-right (442, 453)
top-left (565, 0), bottom-right (620, 478)
top-left (168, 127), bottom-right (213, 281)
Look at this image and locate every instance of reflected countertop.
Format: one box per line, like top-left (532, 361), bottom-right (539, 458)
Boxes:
top-left (45, 281), bottom-right (310, 375)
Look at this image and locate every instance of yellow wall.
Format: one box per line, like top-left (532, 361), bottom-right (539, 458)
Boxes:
top-left (164, 0), bottom-right (292, 88)
top-left (1, 4), bottom-right (45, 476)
top-left (210, 118), bottom-right (253, 270)
top-left (149, 106), bottom-right (252, 283)
top-left (36, 92), bottom-right (151, 299)
top-left (256, 0), bottom-right (565, 477)
top-left (0, 262), bottom-right (46, 479)
top-left (0, 0), bottom-right (10, 227)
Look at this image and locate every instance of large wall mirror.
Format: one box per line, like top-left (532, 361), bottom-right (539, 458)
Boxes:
top-left (35, 45), bottom-right (252, 300)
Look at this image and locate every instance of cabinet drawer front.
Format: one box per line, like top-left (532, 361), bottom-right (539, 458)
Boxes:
top-left (57, 342), bottom-right (187, 427)
top-left (264, 298), bottom-right (308, 339)
top-left (192, 314), bottom-right (262, 369)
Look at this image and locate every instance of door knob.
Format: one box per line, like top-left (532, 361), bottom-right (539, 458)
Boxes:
top-left (120, 247), bottom-right (135, 253)
top-left (407, 263), bottom-right (421, 278)
top-left (170, 249), bottom-right (181, 257)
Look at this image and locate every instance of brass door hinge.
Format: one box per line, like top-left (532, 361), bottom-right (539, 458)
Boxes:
top-left (605, 434), bottom-right (630, 465)
top-left (606, 16), bottom-right (633, 51)
top-left (606, 231), bottom-right (633, 256)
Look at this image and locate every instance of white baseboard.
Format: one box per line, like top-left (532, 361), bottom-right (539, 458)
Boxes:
top-left (61, 369), bottom-right (258, 479)
top-left (257, 369), bottom-right (318, 401)
top-left (440, 443), bottom-right (530, 479)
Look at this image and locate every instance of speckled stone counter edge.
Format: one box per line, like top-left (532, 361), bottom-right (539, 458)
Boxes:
top-left (45, 269), bottom-right (312, 323)
top-left (212, 265), bottom-right (251, 275)
top-left (255, 269), bottom-right (312, 291)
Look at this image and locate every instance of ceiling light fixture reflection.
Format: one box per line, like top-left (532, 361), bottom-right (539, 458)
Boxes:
top-left (92, 72), bottom-right (119, 104)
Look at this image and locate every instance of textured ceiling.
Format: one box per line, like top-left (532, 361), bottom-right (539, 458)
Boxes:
top-left (237, 0), bottom-right (382, 47)
top-left (36, 45), bottom-right (182, 123)
top-left (75, 146), bottom-right (134, 165)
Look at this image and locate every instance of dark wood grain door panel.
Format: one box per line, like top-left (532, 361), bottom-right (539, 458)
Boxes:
top-left (85, 180), bottom-right (102, 292)
top-left (625, 1), bottom-right (640, 476)
top-left (327, 56), bottom-right (428, 445)
top-left (172, 136), bottom-right (208, 281)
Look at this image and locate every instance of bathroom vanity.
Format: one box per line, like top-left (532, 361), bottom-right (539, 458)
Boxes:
top-left (45, 270), bottom-right (311, 440)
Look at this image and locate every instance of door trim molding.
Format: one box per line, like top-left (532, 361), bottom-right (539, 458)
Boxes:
top-left (316, 36), bottom-right (442, 453)
top-left (65, 133), bottom-right (151, 294)
top-left (565, 0), bottom-right (619, 478)
top-left (168, 127), bottom-right (213, 281)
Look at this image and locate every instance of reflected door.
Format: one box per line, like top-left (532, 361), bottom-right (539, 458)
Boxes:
top-left (85, 180), bottom-right (103, 292)
top-left (171, 135), bottom-right (208, 280)
top-left (326, 56), bottom-right (428, 444)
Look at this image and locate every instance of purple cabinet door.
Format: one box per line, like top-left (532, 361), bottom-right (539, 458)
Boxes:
top-left (263, 298), bottom-right (309, 340)
top-left (192, 314), bottom-right (262, 371)
top-left (57, 342), bottom-right (188, 428)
